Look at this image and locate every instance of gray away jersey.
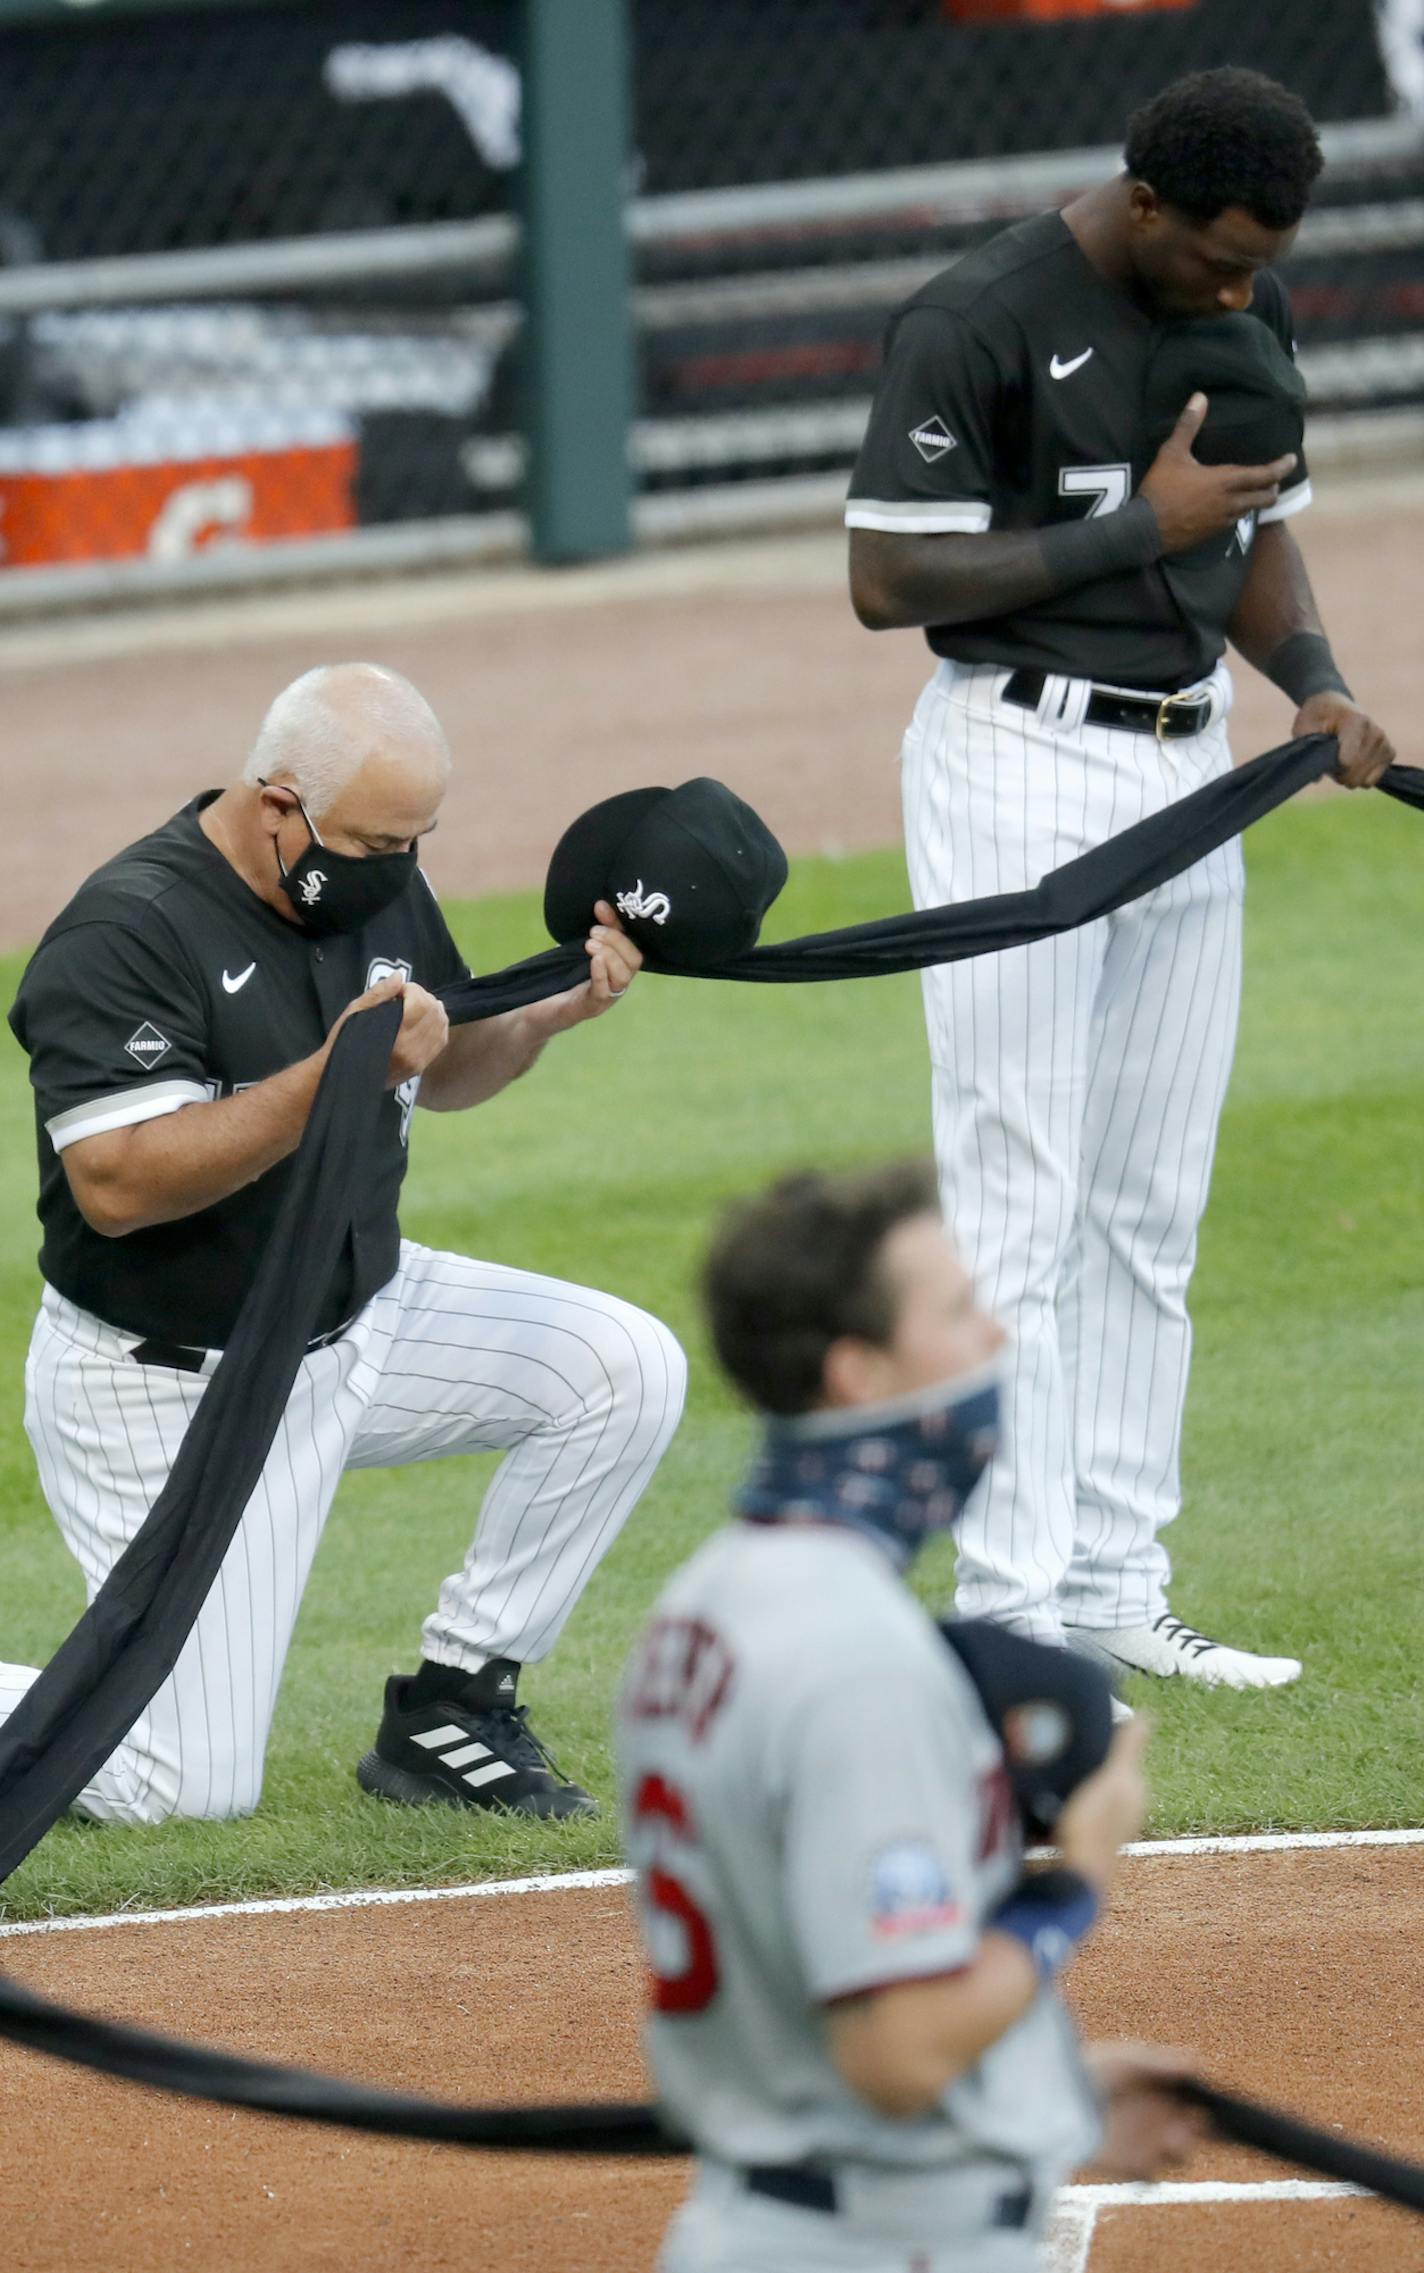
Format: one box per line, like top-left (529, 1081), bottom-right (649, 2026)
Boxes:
top-left (617, 1522), bottom-right (1101, 2190)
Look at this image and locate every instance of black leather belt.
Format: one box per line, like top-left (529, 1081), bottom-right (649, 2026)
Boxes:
top-left (744, 2165), bottom-right (839, 2214)
top-left (129, 1340), bottom-right (211, 1374)
top-left (741, 2165), bottom-right (1032, 2227)
top-left (1002, 666), bottom-right (1213, 741)
top-left (131, 1318), bottom-right (354, 1372)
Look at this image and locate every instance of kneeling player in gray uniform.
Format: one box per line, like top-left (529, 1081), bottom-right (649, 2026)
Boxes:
top-left (618, 1162), bottom-right (1200, 2271)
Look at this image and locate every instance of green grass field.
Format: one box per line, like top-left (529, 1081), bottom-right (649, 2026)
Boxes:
top-left (0, 791), bottom-right (1419, 1920)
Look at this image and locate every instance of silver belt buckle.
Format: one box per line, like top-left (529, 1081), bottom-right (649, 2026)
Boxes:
top-left (1156, 689), bottom-right (1206, 741)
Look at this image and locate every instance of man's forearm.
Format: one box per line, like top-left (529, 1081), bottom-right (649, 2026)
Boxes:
top-left (850, 504), bottom-right (1162, 632)
top-left (417, 1008), bottom-right (550, 1112)
top-left (66, 1051), bottom-right (329, 1236)
top-left (827, 1936), bottom-right (1039, 2118)
top-left (1227, 522), bottom-right (1351, 699)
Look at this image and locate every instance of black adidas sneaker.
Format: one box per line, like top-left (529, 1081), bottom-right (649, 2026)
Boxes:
top-left (356, 1674), bottom-right (598, 1820)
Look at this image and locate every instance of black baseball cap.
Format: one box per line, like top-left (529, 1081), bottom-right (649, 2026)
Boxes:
top-left (938, 1618), bottom-right (1114, 1837)
top-left (543, 776), bottom-right (789, 971)
top-left (1141, 311), bottom-right (1306, 470)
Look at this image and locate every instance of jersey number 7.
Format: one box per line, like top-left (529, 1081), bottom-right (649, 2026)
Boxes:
top-left (1059, 463), bottom-right (1131, 518)
top-left (632, 1772), bottom-right (720, 2016)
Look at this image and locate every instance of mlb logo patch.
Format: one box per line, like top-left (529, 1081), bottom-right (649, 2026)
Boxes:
top-left (868, 1840), bottom-right (962, 1939)
top-left (908, 416), bottom-right (956, 464)
top-left (125, 1020), bottom-right (171, 1067)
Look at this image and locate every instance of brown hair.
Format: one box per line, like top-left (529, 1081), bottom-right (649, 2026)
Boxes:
top-left (702, 1159), bottom-right (939, 1417)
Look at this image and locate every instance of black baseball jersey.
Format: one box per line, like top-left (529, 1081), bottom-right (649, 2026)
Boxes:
top-left (846, 212), bottom-right (1311, 692)
top-left (8, 795), bottom-right (469, 1349)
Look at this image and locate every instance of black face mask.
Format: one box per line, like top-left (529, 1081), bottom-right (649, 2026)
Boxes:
top-left (264, 783), bottom-right (418, 938)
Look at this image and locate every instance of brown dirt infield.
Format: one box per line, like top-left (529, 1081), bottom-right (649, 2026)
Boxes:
top-left (1, 474), bottom-right (1421, 957)
top-left (0, 1842), bottom-right (1420, 2271)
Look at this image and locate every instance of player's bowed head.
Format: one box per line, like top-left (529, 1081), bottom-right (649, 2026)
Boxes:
top-left (1109, 68), bottom-right (1323, 320)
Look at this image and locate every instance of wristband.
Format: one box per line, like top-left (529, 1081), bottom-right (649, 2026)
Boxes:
top-left (989, 1866), bottom-right (1100, 1982)
top-left (1038, 496), bottom-right (1163, 591)
top-left (1266, 631), bottom-right (1353, 707)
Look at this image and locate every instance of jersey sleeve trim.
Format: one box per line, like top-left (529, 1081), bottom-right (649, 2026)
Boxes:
top-left (821, 1959), bottom-right (973, 2007)
top-left (1259, 478), bottom-right (1312, 525)
top-left (47, 1079), bottom-right (211, 1153)
top-left (845, 499), bottom-right (993, 534)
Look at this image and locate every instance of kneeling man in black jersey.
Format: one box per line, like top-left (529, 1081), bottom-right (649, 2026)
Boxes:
top-left (4, 662), bottom-right (686, 1824)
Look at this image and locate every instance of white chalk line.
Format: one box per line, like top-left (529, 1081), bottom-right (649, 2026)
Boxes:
top-left (1116, 1826), bottom-right (1424, 1858)
top-left (0, 1864), bottom-right (633, 1939)
top-left (1045, 2181), bottom-right (1368, 2273)
top-left (1068, 2179), bottom-right (1363, 2206)
top-left (0, 1825), bottom-right (1420, 1940)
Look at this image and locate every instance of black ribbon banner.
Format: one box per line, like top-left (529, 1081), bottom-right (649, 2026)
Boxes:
top-left (11, 730), bottom-right (1402, 1878)
top-left (0, 735), bottom-right (1419, 2206)
top-left (0, 1968), bottom-right (1420, 2213)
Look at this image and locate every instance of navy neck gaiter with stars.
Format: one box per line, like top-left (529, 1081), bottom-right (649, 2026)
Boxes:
top-left (735, 1365), bottom-right (1002, 1570)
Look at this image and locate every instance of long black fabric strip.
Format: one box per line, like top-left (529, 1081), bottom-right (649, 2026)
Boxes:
top-left (0, 998), bottom-right (403, 1886)
top-left (441, 743), bottom-right (1424, 1019)
top-left (1381, 765), bottom-right (1424, 816)
top-left (1, 735), bottom-right (1421, 1891)
top-left (0, 734), bottom-right (1418, 2194)
top-left (727, 747), bottom-right (1422, 985)
top-left (0, 1973), bottom-right (678, 2153)
top-left (0, 1969), bottom-right (1420, 2216)
top-left (1180, 2081), bottom-right (1424, 2213)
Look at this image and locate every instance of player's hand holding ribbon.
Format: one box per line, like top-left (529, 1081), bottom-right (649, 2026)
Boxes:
top-left (1292, 690), bottom-right (1396, 789)
top-left (331, 973), bottom-right (451, 1090)
top-left (530, 900), bottom-right (643, 1034)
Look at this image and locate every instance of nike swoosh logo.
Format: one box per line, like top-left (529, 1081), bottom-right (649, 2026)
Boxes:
top-left (221, 963), bottom-right (256, 995)
top-left (1049, 349), bottom-right (1094, 380)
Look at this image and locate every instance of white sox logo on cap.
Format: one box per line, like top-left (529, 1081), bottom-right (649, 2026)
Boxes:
top-left (615, 880), bottom-right (671, 926)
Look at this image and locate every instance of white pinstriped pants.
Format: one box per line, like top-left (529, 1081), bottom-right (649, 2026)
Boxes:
top-left (10, 1239), bottom-right (685, 1824)
top-left (901, 660), bottom-right (1243, 1639)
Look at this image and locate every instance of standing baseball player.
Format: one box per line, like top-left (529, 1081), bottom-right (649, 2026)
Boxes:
top-left (618, 1162), bottom-right (1202, 2272)
top-left (846, 68), bottom-right (1395, 1688)
top-left (1, 662), bottom-right (685, 1825)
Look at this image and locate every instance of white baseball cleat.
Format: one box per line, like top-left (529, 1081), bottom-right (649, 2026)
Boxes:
top-left (1062, 1614), bottom-right (1302, 1690)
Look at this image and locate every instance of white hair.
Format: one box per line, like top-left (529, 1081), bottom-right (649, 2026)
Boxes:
top-left (242, 663), bottom-right (451, 818)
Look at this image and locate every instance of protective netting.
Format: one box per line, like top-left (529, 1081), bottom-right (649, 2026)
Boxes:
top-left (633, 0), bottom-right (1391, 189)
top-left (0, 0), bottom-right (1416, 579)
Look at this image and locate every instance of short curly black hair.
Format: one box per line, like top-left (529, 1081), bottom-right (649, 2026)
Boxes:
top-left (1125, 68), bottom-right (1323, 232)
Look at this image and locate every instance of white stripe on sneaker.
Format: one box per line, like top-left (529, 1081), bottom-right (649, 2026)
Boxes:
top-left (412, 1724), bottom-right (469, 1750)
top-left (439, 1741), bottom-right (492, 1770)
top-left (463, 1760), bottom-right (517, 1789)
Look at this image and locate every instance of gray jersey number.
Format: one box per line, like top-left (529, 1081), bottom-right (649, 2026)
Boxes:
top-left (1058, 463), bottom-right (1131, 518)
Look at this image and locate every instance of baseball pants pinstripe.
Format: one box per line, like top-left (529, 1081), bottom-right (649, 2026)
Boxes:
top-left (900, 659), bottom-right (1243, 1639)
top-left (9, 1239), bottom-right (685, 1824)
